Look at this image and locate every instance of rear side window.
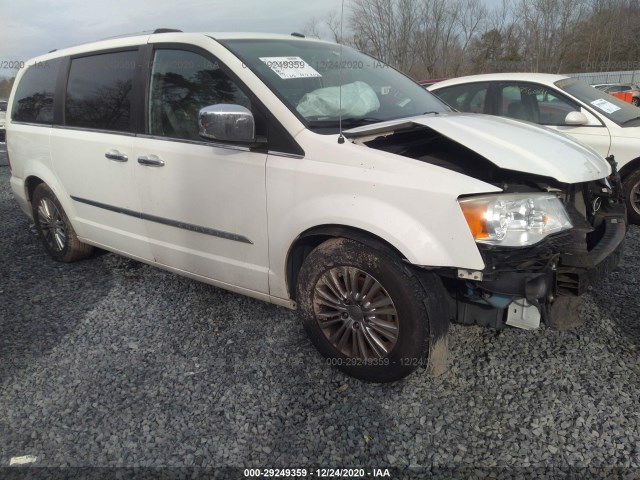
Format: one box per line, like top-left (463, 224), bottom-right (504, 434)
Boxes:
top-left (433, 83), bottom-right (489, 113)
top-left (65, 50), bottom-right (137, 132)
top-left (11, 58), bottom-right (63, 124)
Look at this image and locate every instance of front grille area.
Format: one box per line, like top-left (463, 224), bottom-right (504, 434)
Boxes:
top-left (478, 231), bottom-right (572, 278)
top-left (477, 179), bottom-right (626, 295)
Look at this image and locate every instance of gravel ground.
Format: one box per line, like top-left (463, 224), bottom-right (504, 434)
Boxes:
top-left (1, 160), bottom-right (639, 479)
top-left (0, 143), bottom-right (6, 166)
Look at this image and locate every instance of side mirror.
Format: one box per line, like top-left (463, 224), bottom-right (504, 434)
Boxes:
top-left (198, 104), bottom-right (255, 143)
top-left (564, 111), bottom-right (588, 126)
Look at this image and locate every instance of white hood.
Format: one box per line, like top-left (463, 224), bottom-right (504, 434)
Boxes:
top-left (345, 113), bottom-right (611, 184)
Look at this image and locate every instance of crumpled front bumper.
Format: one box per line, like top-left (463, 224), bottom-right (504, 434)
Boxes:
top-left (556, 214), bottom-right (625, 296)
top-left (450, 207), bottom-right (626, 329)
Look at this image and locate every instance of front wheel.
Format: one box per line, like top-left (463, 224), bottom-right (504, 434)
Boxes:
top-left (32, 183), bottom-right (93, 262)
top-left (633, 97), bottom-right (640, 106)
top-left (296, 238), bottom-right (447, 382)
top-left (623, 169), bottom-right (640, 225)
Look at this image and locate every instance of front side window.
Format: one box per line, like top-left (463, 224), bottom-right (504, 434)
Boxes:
top-left (499, 83), bottom-right (579, 125)
top-left (65, 51), bottom-right (137, 132)
top-left (148, 49), bottom-right (250, 140)
top-left (11, 58), bottom-right (63, 124)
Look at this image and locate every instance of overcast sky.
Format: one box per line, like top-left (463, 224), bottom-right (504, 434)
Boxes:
top-left (0, 0), bottom-right (344, 77)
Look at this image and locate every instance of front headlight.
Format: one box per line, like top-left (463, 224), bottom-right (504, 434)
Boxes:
top-left (459, 193), bottom-right (572, 246)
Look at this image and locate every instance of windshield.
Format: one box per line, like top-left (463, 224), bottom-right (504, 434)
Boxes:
top-left (220, 39), bottom-right (451, 131)
top-left (555, 78), bottom-right (640, 125)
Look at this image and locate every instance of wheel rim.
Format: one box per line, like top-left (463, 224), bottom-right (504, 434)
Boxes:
top-left (631, 180), bottom-right (640, 215)
top-left (312, 266), bottom-right (399, 359)
top-left (37, 198), bottom-right (67, 252)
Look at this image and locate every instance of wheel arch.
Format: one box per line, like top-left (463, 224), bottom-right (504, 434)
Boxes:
top-left (24, 175), bottom-right (46, 204)
top-left (285, 224), bottom-right (408, 301)
top-left (618, 155), bottom-right (640, 179)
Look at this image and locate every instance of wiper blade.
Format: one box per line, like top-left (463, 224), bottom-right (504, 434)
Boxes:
top-left (307, 117), bottom-right (383, 128)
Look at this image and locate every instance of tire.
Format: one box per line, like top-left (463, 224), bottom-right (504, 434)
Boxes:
top-left (623, 169), bottom-right (640, 225)
top-left (31, 183), bottom-right (93, 262)
top-left (633, 97), bottom-right (640, 106)
top-left (296, 237), bottom-right (446, 382)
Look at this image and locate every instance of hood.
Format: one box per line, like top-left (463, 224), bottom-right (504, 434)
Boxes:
top-left (344, 113), bottom-right (610, 184)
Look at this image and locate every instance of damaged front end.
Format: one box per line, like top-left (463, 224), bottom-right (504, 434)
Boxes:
top-left (446, 157), bottom-right (625, 330)
top-left (345, 116), bottom-right (626, 330)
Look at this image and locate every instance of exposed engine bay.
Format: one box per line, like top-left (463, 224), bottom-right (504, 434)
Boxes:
top-left (357, 124), bottom-right (627, 330)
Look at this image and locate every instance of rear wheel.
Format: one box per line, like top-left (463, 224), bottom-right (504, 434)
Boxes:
top-left (32, 184), bottom-right (93, 262)
top-left (623, 169), bottom-right (640, 225)
top-left (296, 237), bottom-right (447, 382)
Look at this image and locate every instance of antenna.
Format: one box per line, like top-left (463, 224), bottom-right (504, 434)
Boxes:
top-left (337, 0), bottom-right (345, 144)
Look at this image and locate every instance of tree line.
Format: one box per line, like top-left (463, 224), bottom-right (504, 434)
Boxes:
top-left (302, 0), bottom-right (640, 80)
top-left (0, 77), bottom-right (14, 99)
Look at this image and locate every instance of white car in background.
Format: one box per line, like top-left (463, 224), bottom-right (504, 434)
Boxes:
top-left (429, 73), bottom-right (640, 223)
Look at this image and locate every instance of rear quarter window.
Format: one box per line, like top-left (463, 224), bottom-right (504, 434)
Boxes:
top-left (11, 58), bottom-right (63, 124)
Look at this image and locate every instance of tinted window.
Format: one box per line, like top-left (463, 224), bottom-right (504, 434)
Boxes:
top-left (11, 58), bottom-right (63, 124)
top-left (0, 101), bottom-right (7, 112)
top-left (148, 49), bottom-right (250, 140)
top-left (433, 83), bottom-right (488, 113)
top-left (65, 51), bottom-right (137, 132)
top-left (499, 83), bottom-right (579, 125)
top-left (533, 88), bottom-right (580, 125)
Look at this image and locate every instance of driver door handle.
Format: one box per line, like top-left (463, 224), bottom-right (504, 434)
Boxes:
top-left (137, 155), bottom-right (165, 167)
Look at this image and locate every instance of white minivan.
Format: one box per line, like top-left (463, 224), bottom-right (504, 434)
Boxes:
top-left (6, 30), bottom-right (626, 382)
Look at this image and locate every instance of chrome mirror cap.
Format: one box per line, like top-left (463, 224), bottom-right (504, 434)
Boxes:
top-left (198, 104), bottom-right (255, 143)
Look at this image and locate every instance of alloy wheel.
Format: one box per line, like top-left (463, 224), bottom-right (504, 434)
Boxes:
top-left (312, 267), bottom-right (399, 359)
top-left (37, 198), bottom-right (67, 252)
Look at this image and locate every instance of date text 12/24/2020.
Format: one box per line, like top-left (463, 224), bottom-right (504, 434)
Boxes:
top-left (243, 468), bottom-right (392, 477)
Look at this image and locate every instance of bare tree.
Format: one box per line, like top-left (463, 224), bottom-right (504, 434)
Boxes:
top-left (452, 0), bottom-right (488, 75)
top-left (349, 0), bottom-right (421, 73)
top-left (516, 0), bottom-right (588, 73)
top-left (299, 0), bottom-right (640, 77)
top-left (300, 11), bottom-right (344, 43)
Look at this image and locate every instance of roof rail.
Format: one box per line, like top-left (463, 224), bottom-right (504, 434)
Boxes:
top-left (153, 28), bottom-right (183, 34)
top-left (44, 28), bottom-right (185, 52)
top-left (96, 28), bottom-right (182, 42)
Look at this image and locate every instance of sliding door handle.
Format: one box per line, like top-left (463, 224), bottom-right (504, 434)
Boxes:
top-left (105, 150), bottom-right (128, 162)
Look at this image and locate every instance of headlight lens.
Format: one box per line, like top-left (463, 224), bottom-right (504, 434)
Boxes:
top-left (459, 193), bottom-right (572, 246)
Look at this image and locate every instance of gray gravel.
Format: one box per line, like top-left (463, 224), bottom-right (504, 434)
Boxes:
top-left (1, 159), bottom-right (639, 478)
top-left (0, 143), bottom-right (6, 166)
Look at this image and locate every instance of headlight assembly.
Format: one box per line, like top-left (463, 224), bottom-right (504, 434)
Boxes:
top-left (459, 193), bottom-right (572, 246)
